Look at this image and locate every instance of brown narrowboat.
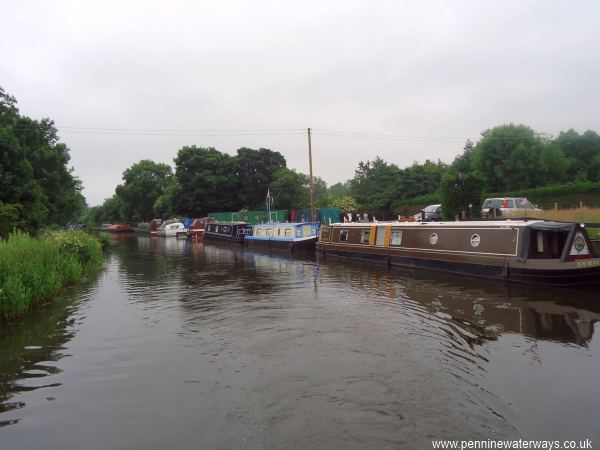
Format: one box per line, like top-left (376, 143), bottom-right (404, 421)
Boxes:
top-left (317, 220), bottom-right (600, 286)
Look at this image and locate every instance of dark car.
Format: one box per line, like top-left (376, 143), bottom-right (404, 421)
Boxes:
top-left (415, 204), bottom-right (442, 221)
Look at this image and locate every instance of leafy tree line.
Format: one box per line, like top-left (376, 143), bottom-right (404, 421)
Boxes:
top-left (90, 123), bottom-right (600, 224)
top-left (331, 124), bottom-right (600, 220)
top-left (0, 87), bottom-right (85, 237)
top-left (88, 146), bottom-right (329, 224)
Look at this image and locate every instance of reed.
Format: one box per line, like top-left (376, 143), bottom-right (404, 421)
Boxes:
top-left (0, 230), bottom-right (105, 320)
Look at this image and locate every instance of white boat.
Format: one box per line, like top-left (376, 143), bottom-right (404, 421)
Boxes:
top-left (160, 222), bottom-right (187, 237)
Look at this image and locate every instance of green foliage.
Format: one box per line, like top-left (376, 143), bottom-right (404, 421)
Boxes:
top-left (472, 124), bottom-right (544, 192)
top-left (330, 195), bottom-right (360, 212)
top-left (440, 170), bottom-right (484, 220)
top-left (0, 231), bottom-right (104, 320)
top-left (115, 160), bottom-right (174, 221)
top-left (555, 129), bottom-right (600, 181)
top-left (0, 87), bottom-right (84, 232)
top-left (0, 201), bottom-right (24, 239)
top-left (327, 181), bottom-right (352, 205)
top-left (270, 168), bottom-right (309, 209)
top-left (232, 147), bottom-right (287, 209)
top-left (351, 157), bottom-right (402, 211)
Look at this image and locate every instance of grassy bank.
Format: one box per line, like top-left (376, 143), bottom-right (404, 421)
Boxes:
top-left (0, 231), bottom-right (106, 321)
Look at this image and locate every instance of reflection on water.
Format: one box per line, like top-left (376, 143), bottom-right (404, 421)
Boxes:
top-left (1, 235), bottom-right (599, 448)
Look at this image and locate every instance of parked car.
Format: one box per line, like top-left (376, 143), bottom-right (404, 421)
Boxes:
top-left (414, 204), bottom-right (443, 221)
top-left (481, 197), bottom-right (541, 218)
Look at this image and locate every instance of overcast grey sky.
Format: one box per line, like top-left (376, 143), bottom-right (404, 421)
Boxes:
top-left (2, 0), bottom-right (599, 206)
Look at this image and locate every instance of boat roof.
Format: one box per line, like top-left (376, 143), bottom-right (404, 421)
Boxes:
top-left (210, 221), bottom-right (248, 225)
top-left (327, 220), bottom-right (577, 230)
top-left (252, 222), bottom-right (319, 227)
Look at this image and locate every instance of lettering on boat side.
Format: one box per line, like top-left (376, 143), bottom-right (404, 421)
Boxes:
top-left (576, 259), bottom-right (600, 268)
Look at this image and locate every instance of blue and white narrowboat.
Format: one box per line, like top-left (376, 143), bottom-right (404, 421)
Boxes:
top-left (245, 222), bottom-right (320, 252)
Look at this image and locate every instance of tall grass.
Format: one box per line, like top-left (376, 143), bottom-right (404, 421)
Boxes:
top-left (0, 230), bottom-right (105, 320)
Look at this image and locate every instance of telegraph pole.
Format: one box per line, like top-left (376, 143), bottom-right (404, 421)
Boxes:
top-left (307, 128), bottom-right (315, 222)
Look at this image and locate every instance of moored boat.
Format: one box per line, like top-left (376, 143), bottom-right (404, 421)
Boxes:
top-left (106, 224), bottom-right (134, 233)
top-left (187, 217), bottom-right (216, 240)
top-left (317, 219), bottom-right (600, 286)
top-left (204, 221), bottom-right (251, 243)
top-left (245, 222), bottom-right (319, 252)
top-left (160, 222), bottom-right (187, 237)
top-left (150, 219), bottom-right (163, 237)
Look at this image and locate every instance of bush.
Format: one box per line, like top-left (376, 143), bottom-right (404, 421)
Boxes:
top-left (0, 231), bottom-right (104, 320)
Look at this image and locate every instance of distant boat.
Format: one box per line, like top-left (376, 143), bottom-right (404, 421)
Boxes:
top-left (245, 222), bottom-right (319, 252)
top-left (156, 219), bottom-right (179, 237)
top-left (106, 224), bottom-right (134, 233)
top-left (317, 219), bottom-right (600, 286)
top-left (150, 219), bottom-right (163, 237)
top-left (204, 222), bottom-right (251, 243)
top-left (187, 217), bottom-right (216, 240)
top-left (159, 222), bottom-right (187, 238)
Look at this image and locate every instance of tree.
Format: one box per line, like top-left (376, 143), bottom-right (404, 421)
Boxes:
top-left (232, 147), bottom-right (287, 209)
top-left (0, 87), bottom-right (84, 230)
top-left (472, 124), bottom-right (544, 192)
top-left (0, 201), bottom-right (24, 239)
top-left (328, 181), bottom-right (352, 204)
top-left (554, 129), bottom-right (600, 181)
top-left (439, 170), bottom-right (484, 220)
top-left (172, 146), bottom-right (237, 216)
top-left (350, 157), bottom-right (402, 211)
top-left (330, 195), bottom-right (360, 213)
top-left (116, 160), bottom-right (174, 221)
top-left (270, 168), bottom-right (309, 210)
top-left (397, 160), bottom-right (447, 200)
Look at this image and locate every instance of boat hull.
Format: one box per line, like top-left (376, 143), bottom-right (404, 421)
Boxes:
top-left (204, 232), bottom-right (245, 243)
top-left (188, 229), bottom-right (205, 240)
top-left (317, 220), bottom-right (600, 287)
top-left (318, 245), bottom-right (600, 286)
top-left (245, 237), bottom-right (317, 252)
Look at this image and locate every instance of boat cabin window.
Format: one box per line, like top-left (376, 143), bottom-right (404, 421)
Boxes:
top-left (255, 227), bottom-right (264, 236)
top-left (303, 225), bottom-right (312, 237)
top-left (265, 227), bottom-right (272, 236)
top-left (527, 229), bottom-right (569, 259)
top-left (340, 230), bottom-right (349, 242)
top-left (285, 228), bottom-right (292, 237)
top-left (361, 230), bottom-right (371, 244)
top-left (390, 231), bottom-right (402, 246)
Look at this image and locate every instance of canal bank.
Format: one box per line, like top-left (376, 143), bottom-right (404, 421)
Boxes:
top-left (1, 235), bottom-right (599, 448)
top-left (0, 231), bottom-right (106, 321)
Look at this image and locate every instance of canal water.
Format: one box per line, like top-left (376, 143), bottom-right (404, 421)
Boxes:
top-left (1, 235), bottom-right (599, 449)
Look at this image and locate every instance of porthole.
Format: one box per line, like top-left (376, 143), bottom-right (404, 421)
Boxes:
top-left (470, 234), bottom-right (481, 247)
top-left (430, 233), bottom-right (438, 245)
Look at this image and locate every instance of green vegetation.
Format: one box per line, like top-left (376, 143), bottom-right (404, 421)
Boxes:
top-left (343, 124), bottom-right (600, 218)
top-left (0, 231), bottom-right (105, 320)
top-left (0, 87), bottom-right (85, 237)
top-left (87, 145), bottom-right (330, 224)
top-left (84, 122), bottom-right (600, 224)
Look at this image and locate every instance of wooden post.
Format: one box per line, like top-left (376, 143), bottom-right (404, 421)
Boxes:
top-left (308, 128), bottom-right (315, 222)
